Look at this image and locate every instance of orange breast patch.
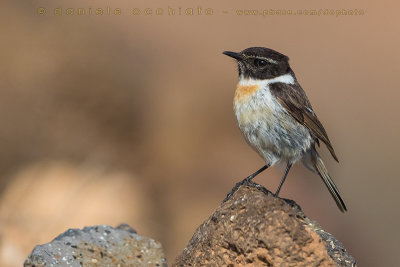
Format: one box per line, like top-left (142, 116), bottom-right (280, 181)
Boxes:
top-left (234, 84), bottom-right (260, 102)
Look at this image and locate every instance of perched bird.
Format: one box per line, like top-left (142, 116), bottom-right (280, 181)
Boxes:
top-left (223, 47), bottom-right (347, 212)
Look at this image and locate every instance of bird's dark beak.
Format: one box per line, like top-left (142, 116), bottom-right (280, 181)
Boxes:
top-left (223, 51), bottom-right (242, 61)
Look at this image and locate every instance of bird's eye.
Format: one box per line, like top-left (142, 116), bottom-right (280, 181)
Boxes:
top-left (254, 59), bottom-right (268, 67)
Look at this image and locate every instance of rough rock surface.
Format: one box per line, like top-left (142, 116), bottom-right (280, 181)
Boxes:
top-left (24, 224), bottom-right (167, 267)
top-left (174, 181), bottom-right (356, 266)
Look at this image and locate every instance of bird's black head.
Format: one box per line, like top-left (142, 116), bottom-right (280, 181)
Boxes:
top-left (223, 47), bottom-right (291, 80)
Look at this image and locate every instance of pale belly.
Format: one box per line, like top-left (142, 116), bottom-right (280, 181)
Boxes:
top-left (234, 90), bottom-right (312, 165)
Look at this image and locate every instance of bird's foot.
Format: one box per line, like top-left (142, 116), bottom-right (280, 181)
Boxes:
top-left (223, 177), bottom-right (272, 203)
top-left (223, 178), bottom-right (253, 202)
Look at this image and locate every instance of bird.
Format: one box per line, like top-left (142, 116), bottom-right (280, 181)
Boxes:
top-left (223, 47), bottom-right (347, 212)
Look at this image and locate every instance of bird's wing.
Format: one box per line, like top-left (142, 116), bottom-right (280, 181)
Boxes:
top-left (269, 82), bottom-right (338, 162)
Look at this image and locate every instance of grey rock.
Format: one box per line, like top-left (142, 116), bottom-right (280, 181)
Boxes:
top-left (24, 224), bottom-right (167, 267)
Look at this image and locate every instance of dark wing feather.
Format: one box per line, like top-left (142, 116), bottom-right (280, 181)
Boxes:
top-left (269, 82), bottom-right (338, 162)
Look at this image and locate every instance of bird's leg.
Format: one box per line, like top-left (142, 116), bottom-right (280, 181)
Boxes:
top-left (223, 164), bottom-right (270, 202)
top-left (244, 164), bottom-right (270, 182)
top-left (274, 162), bottom-right (293, 196)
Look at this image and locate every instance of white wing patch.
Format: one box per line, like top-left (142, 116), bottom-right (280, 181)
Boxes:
top-left (306, 107), bottom-right (315, 115)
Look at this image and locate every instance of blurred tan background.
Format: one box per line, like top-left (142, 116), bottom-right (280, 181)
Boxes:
top-left (0, 0), bottom-right (399, 266)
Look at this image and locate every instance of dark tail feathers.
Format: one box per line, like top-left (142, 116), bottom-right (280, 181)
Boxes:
top-left (313, 151), bottom-right (347, 212)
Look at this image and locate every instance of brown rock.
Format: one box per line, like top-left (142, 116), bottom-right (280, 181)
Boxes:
top-left (174, 182), bottom-right (355, 266)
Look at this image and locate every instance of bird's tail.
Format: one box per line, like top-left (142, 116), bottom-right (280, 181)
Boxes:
top-left (313, 151), bottom-right (347, 212)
